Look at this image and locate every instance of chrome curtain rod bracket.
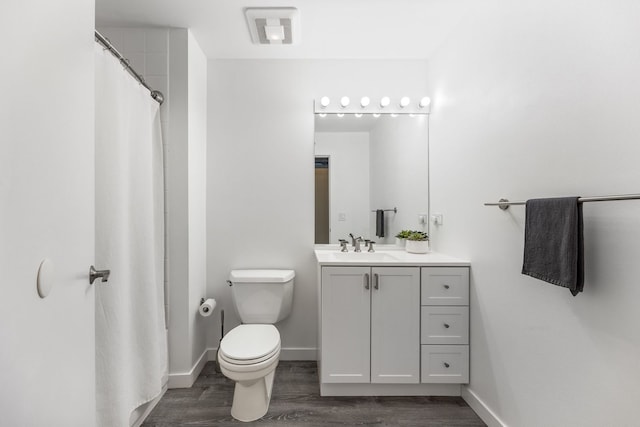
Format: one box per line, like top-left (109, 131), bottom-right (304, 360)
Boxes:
top-left (485, 194), bottom-right (640, 210)
top-left (94, 29), bottom-right (165, 105)
top-left (371, 207), bottom-right (397, 213)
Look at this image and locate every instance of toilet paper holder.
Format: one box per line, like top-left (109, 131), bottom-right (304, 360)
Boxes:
top-left (200, 297), bottom-right (211, 314)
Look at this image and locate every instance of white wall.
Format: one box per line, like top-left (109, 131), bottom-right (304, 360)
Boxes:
top-left (427, 1), bottom-right (640, 426)
top-left (187, 31), bottom-right (208, 371)
top-left (1, 0), bottom-right (95, 425)
top-left (98, 27), bottom-right (208, 384)
top-left (370, 115), bottom-right (429, 243)
top-left (207, 59), bottom-right (428, 357)
top-left (315, 132), bottom-right (370, 242)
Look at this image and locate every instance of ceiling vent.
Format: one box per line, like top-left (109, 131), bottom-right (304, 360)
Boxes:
top-left (244, 7), bottom-right (300, 45)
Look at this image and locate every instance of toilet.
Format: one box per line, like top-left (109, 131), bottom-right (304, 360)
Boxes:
top-left (218, 269), bottom-right (295, 422)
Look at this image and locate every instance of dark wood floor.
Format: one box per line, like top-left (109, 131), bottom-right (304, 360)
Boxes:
top-left (142, 361), bottom-right (486, 426)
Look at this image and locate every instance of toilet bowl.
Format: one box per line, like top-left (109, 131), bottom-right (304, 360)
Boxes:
top-left (218, 324), bottom-right (281, 422)
top-left (218, 269), bottom-right (294, 422)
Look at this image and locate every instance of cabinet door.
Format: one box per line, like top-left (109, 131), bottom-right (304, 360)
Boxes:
top-left (371, 267), bottom-right (420, 384)
top-left (321, 266), bottom-right (371, 383)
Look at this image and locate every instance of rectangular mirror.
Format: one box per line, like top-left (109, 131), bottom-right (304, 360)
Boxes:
top-left (314, 113), bottom-right (429, 244)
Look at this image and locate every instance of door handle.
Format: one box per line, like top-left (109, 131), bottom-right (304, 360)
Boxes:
top-left (373, 273), bottom-right (379, 290)
top-left (364, 273), bottom-right (370, 290)
top-left (89, 265), bottom-right (111, 284)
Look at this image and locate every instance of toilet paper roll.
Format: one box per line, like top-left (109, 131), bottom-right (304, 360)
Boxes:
top-left (199, 298), bottom-right (217, 317)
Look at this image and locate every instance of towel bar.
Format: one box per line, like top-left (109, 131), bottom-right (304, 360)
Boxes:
top-left (371, 207), bottom-right (397, 213)
top-left (484, 194), bottom-right (640, 210)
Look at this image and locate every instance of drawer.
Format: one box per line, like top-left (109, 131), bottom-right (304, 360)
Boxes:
top-left (421, 267), bottom-right (469, 306)
top-left (421, 345), bottom-right (469, 384)
top-left (421, 306), bottom-right (469, 345)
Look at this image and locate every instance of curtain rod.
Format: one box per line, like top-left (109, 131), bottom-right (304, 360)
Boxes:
top-left (94, 30), bottom-right (164, 105)
top-left (484, 194), bottom-right (640, 210)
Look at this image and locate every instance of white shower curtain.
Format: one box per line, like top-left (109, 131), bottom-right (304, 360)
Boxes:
top-left (94, 43), bottom-right (167, 427)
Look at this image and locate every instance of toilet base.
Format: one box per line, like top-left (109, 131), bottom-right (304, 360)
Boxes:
top-left (230, 368), bottom-right (276, 422)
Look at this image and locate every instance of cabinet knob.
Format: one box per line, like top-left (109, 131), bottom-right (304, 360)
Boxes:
top-left (444, 362), bottom-right (450, 368)
top-left (443, 323), bottom-right (450, 329)
top-left (443, 284), bottom-right (450, 289)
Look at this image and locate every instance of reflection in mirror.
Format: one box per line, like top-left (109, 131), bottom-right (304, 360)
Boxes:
top-left (314, 113), bottom-right (428, 245)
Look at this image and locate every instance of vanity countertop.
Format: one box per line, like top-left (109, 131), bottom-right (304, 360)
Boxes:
top-left (314, 245), bottom-right (470, 267)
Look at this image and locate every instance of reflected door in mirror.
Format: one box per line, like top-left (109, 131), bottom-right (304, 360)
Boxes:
top-left (315, 157), bottom-right (330, 244)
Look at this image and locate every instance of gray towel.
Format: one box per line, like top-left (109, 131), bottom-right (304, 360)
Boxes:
top-left (522, 197), bottom-right (584, 296)
top-left (376, 209), bottom-right (385, 238)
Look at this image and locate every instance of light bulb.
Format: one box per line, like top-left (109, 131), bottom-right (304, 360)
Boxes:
top-left (360, 96), bottom-right (370, 108)
top-left (337, 113), bottom-right (344, 118)
top-left (409, 113), bottom-right (415, 118)
top-left (400, 97), bottom-right (410, 108)
top-left (419, 97), bottom-right (431, 108)
top-left (355, 113), bottom-right (363, 118)
top-left (373, 113), bottom-right (380, 118)
top-left (340, 96), bottom-right (350, 108)
top-left (320, 96), bottom-right (330, 108)
top-left (380, 96), bottom-right (390, 108)
top-left (319, 113), bottom-right (327, 118)
top-left (390, 113), bottom-right (398, 118)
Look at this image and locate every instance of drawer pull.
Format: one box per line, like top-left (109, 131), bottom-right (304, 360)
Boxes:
top-left (444, 323), bottom-right (450, 329)
top-left (444, 362), bottom-right (450, 368)
top-left (374, 273), bottom-right (379, 290)
top-left (443, 284), bottom-right (450, 289)
top-left (364, 273), bottom-right (370, 290)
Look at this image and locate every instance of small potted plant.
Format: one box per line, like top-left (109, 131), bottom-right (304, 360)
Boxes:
top-left (395, 230), bottom-right (412, 247)
top-left (405, 231), bottom-right (429, 254)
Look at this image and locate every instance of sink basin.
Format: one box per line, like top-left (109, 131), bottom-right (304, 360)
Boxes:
top-left (327, 251), bottom-right (399, 262)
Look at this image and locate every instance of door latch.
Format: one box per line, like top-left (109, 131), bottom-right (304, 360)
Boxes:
top-left (89, 265), bottom-right (111, 284)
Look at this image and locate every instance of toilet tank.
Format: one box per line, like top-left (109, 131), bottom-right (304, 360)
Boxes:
top-left (229, 269), bottom-right (295, 324)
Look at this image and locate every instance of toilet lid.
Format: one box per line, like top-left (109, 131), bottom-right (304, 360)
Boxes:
top-left (219, 324), bottom-right (280, 362)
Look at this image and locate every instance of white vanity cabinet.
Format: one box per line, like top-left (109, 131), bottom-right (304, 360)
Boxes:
top-left (320, 266), bottom-right (420, 385)
top-left (315, 248), bottom-right (470, 397)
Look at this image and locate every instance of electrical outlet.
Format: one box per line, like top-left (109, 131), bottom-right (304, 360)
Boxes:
top-left (431, 213), bottom-right (443, 225)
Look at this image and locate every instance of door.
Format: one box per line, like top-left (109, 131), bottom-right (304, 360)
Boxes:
top-left (371, 267), bottom-right (420, 383)
top-left (321, 266), bottom-right (371, 383)
top-left (315, 156), bottom-right (330, 243)
top-left (0, 3), bottom-right (95, 424)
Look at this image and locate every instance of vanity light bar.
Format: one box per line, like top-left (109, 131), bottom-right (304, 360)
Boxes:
top-left (314, 96), bottom-right (431, 114)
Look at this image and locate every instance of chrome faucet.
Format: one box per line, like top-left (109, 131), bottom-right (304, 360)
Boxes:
top-left (339, 239), bottom-right (348, 252)
top-left (354, 237), bottom-right (363, 252)
top-left (348, 233), bottom-right (362, 247)
top-left (368, 241), bottom-right (376, 253)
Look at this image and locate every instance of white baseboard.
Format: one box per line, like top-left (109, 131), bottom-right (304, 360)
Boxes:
top-left (462, 386), bottom-right (507, 427)
top-left (206, 346), bottom-right (317, 361)
top-left (279, 347), bottom-right (317, 360)
top-left (169, 346), bottom-right (317, 390)
top-left (167, 348), bottom-right (209, 389)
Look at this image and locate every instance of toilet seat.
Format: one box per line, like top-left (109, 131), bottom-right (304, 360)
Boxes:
top-left (220, 346), bottom-right (279, 365)
top-left (219, 324), bottom-right (280, 365)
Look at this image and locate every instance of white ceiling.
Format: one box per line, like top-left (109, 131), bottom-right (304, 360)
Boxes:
top-left (95, 0), bottom-right (471, 59)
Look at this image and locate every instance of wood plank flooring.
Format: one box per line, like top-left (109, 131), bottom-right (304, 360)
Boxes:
top-left (142, 361), bottom-right (486, 426)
